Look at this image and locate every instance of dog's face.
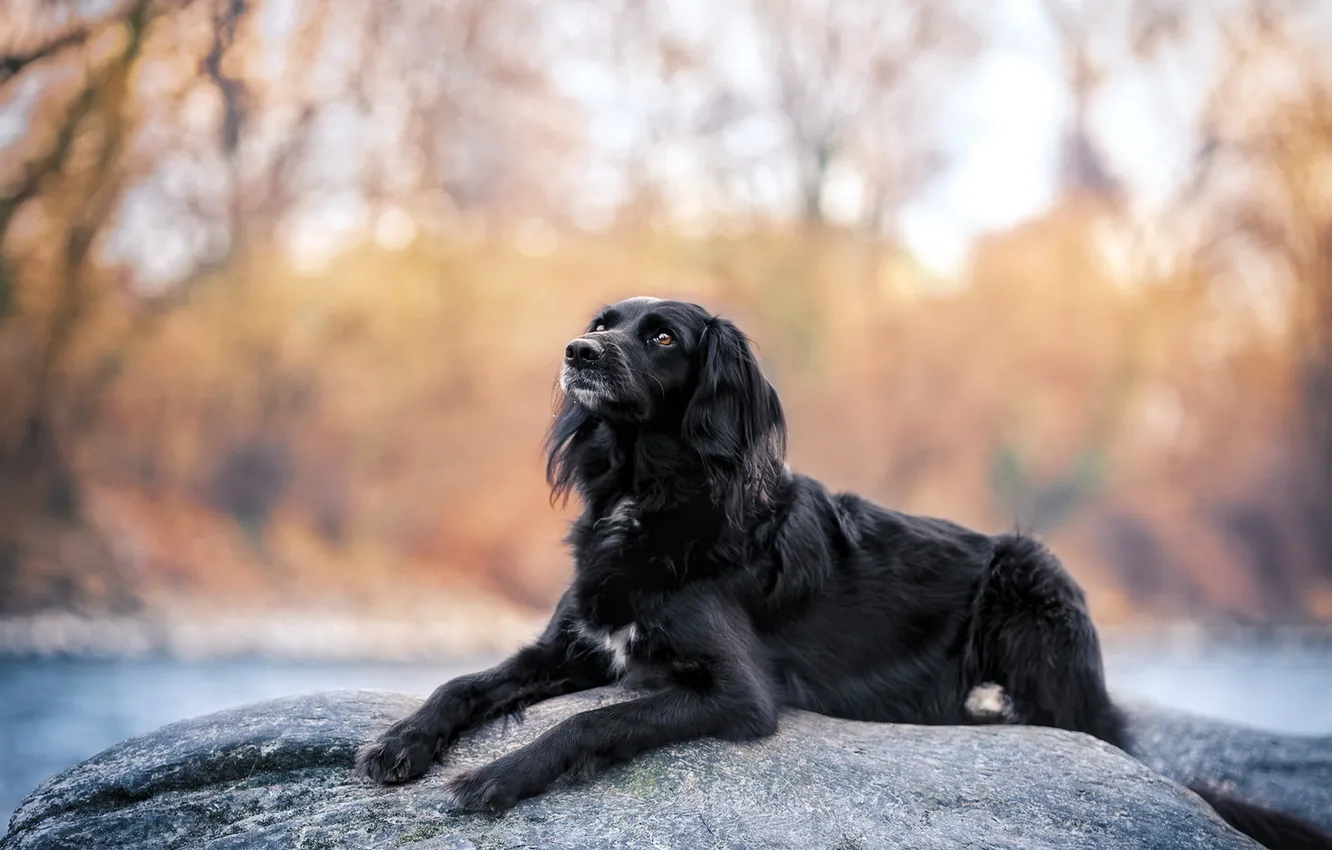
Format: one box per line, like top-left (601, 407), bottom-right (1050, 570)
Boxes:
top-left (552, 296), bottom-right (787, 517)
top-left (559, 297), bottom-right (711, 422)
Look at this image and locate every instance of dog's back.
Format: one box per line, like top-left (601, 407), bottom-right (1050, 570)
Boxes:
top-left (746, 476), bottom-right (998, 725)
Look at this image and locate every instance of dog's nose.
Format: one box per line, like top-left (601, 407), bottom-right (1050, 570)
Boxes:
top-left (565, 338), bottom-right (603, 365)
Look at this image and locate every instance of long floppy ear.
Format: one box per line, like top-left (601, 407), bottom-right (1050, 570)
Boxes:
top-left (681, 317), bottom-right (787, 522)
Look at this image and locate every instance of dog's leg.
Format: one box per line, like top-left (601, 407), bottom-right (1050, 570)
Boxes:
top-left (975, 535), bottom-right (1129, 749)
top-left (357, 595), bottom-right (612, 784)
top-left (443, 681), bottom-right (774, 811)
top-left (445, 594), bottom-right (777, 811)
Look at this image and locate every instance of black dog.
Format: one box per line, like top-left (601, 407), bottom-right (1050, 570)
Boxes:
top-left (358, 297), bottom-right (1330, 850)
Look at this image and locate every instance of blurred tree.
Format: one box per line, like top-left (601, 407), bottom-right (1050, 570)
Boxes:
top-left (1, 0), bottom-right (154, 517)
top-left (1029, 0), bottom-right (1332, 613)
top-left (752, 0), bottom-right (977, 229)
top-left (1176, 0), bottom-right (1332, 582)
top-left (0, 0), bottom-right (575, 610)
top-left (989, 443), bottom-right (1105, 534)
top-left (0, 0), bottom-right (158, 612)
top-left (1037, 0), bottom-right (1124, 204)
top-left (1035, 0), bottom-right (1205, 207)
top-left (592, 0), bottom-right (976, 234)
top-left (0, 0), bottom-right (1328, 629)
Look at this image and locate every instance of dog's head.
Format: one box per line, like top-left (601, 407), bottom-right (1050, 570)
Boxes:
top-left (548, 297), bottom-right (786, 518)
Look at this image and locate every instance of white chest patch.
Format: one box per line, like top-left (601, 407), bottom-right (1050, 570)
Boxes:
top-left (576, 621), bottom-right (639, 674)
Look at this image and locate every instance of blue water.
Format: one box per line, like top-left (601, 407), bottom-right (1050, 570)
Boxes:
top-left (2, 645), bottom-right (1330, 830)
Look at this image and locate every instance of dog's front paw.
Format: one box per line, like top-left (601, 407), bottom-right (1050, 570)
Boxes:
top-left (355, 722), bottom-right (440, 784)
top-left (444, 760), bottom-right (532, 812)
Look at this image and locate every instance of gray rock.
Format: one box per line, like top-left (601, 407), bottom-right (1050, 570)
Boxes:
top-left (2, 687), bottom-right (1327, 850)
top-left (1126, 700), bottom-right (1331, 830)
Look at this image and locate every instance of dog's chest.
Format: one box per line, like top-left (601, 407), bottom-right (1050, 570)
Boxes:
top-left (570, 496), bottom-right (719, 674)
top-left (574, 620), bottom-right (639, 674)
top-left (579, 496), bottom-right (720, 585)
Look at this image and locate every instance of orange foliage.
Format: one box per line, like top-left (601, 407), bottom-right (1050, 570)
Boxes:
top-left (2, 214), bottom-right (1312, 627)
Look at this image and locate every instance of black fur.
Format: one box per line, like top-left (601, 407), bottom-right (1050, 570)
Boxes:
top-left (357, 297), bottom-right (1330, 849)
top-left (1193, 786), bottom-right (1332, 850)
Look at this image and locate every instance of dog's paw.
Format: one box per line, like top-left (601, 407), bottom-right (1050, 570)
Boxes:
top-left (355, 724), bottom-right (440, 784)
top-left (965, 682), bottom-right (1015, 722)
top-left (443, 761), bottom-right (528, 812)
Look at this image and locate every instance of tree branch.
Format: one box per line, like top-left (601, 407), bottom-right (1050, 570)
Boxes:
top-left (1, 29), bottom-right (91, 86)
top-left (0, 0), bottom-right (140, 87)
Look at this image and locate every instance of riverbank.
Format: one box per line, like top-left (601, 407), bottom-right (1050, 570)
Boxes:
top-left (2, 608), bottom-right (1330, 661)
top-left (0, 603), bottom-right (547, 661)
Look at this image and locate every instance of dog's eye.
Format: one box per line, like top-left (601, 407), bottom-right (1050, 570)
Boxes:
top-left (593, 323), bottom-right (605, 332)
top-left (652, 331), bottom-right (674, 346)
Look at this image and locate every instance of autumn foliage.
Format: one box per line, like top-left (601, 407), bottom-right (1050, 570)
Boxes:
top-left (2, 0), bottom-right (1330, 636)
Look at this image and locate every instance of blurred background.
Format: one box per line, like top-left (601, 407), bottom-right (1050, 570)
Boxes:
top-left (3, 0), bottom-right (1332, 827)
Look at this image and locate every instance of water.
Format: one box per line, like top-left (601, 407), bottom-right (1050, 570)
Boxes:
top-left (3, 645), bottom-right (1331, 830)
top-left (1103, 641), bottom-right (1332, 736)
top-left (0, 657), bottom-right (491, 830)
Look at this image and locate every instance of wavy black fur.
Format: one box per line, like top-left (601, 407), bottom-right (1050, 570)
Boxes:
top-left (358, 297), bottom-right (1330, 849)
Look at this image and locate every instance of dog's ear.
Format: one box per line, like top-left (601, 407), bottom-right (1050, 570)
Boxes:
top-left (682, 317), bottom-right (786, 520)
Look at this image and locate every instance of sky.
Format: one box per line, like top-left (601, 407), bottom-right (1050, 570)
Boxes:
top-left (896, 45), bottom-right (1067, 276)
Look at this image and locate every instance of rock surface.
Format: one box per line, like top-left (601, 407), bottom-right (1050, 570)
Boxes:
top-left (2, 687), bottom-right (1328, 850)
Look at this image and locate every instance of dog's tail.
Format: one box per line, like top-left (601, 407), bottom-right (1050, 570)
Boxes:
top-left (1186, 784), bottom-right (1332, 850)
